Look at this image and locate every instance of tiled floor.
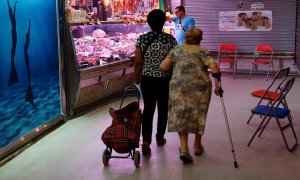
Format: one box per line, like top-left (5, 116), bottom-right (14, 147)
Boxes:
top-left (0, 74), bottom-right (300, 180)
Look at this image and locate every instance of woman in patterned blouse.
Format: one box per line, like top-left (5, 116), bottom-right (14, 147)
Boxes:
top-left (134, 9), bottom-right (177, 155)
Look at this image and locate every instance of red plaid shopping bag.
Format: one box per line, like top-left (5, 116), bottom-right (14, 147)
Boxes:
top-left (109, 102), bottom-right (142, 145)
top-left (101, 124), bottom-right (136, 153)
top-left (102, 101), bottom-right (142, 153)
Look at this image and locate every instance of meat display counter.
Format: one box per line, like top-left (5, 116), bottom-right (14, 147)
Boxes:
top-left (64, 22), bottom-right (150, 117)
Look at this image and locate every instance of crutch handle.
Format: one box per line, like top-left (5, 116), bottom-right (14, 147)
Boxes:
top-left (212, 72), bottom-right (222, 81)
top-left (212, 72), bottom-right (223, 97)
top-left (217, 86), bottom-right (224, 97)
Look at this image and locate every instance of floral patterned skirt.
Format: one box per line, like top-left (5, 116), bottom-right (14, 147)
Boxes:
top-left (167, 79), bottom-right (212, 135)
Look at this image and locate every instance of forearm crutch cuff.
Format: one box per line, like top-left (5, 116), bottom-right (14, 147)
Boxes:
top-left (212, 72), bottom-right (221, 81)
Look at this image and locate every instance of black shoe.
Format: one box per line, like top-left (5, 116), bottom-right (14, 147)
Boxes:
top-left (179, 147), bottom-right (193, 163)
top-left (142, 142), bottom-right (151, 155)
top-left (156, 138), bottom-right (166, 146)
top-left (194, 145), bottom-right (204, 156)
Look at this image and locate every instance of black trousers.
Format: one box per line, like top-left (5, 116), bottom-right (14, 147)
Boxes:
top-left (141, 76), bottom-right (171, 144)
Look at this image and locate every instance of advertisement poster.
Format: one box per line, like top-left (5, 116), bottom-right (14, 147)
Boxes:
top-left (219, 10), bottom-right (272, 31)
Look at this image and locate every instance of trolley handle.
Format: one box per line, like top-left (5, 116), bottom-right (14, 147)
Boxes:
top-left (119, 85), bottom-right (141, 108)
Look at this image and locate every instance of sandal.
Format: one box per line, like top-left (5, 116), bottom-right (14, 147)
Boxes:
top-left (194, 145), bottom-right (204, 156)
top-left (156, 138), bottom-right (167, 146)
top-left (179, 147), bottom-right (193, 163)
top-left (142, 142), bottom-right (151, 155)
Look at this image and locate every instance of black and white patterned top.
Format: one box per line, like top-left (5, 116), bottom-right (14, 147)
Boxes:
top-left (136, 31), bottom-right (177, 77)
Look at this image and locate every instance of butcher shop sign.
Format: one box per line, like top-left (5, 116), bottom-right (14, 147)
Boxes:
top-left (219, 10), bottom-right (272, 31)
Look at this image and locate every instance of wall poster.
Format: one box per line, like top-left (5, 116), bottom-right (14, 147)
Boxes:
top-left (219, 10), bottom-right (272, 31)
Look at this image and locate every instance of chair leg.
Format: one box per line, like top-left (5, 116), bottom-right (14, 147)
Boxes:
top-left (233, 63), bottom-right (235, 79)
top-left (248, 116), bottom-right (268, 147)
top-left (280, 113), bottom-right (293, 130)
top-left (287, 114), bottom-right (298, 144)
top-left (249, 64), bottom-right (254, 80)
top-left (276, 118), bottom-right (290, 151)
top-left (233, 62), bottom-right (237, 79)
top-left (258, 117), bottom-right (272, 137)
top-left (271, 61), bottom-right (275, 74)
top-left (287, 113), bottom-right (293, 124)
top-left (283, 99), bottom-right (290, 110)
top-left (281, 99), bottom-right (292, 129)
top-left (266, 63), bottom-right (271, 81)
top-left (276, 116), bottom-right (298, 152)
top-left (247, 113), bottom-right (254, 124)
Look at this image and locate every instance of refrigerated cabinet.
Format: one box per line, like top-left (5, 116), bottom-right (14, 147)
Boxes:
top-left (64, 22), bottom-right (150, 117)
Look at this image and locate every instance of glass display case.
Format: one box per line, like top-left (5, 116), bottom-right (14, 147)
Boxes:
top-left (66, 22), bottom-right (150, 116)
top-left (63, 0), bottom-right (173, 117)
top-left (70, 23), bottom-right (150, 70)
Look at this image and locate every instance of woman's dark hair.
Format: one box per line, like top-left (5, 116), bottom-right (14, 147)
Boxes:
top-left (147, 9), bottom-right (166, 32)
top-left (175, 6), bottom-right (185, 13)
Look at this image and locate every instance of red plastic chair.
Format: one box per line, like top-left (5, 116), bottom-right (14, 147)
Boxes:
top-left (249, 44), bottom-right (275, 80)
top-left (218, 44), bottom-right (237, 78)
top-left (247, 67), bottom-right (290, 124)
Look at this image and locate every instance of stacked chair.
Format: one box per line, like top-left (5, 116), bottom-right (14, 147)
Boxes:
top-left (247, 76), bottom-right (298, 152)
top-left (247, 67), bottom-right (291, 124)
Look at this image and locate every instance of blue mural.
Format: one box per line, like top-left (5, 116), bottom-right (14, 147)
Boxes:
top-left (0, 0), bottom-right (61, 148)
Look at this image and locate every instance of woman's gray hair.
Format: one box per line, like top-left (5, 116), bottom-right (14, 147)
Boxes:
top-left (184, 27), bottom-right (203, 45)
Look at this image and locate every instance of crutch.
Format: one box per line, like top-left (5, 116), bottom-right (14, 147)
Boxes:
top-left (213, 72), bottom-right (239, 168)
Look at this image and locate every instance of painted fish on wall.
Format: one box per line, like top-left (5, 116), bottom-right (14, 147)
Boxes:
top-left (0, 0), bottom-right (60, 148)
top-left (7, 0), bottom-right (19, 86)
top-left (7, 0), bottom-right (34, 105)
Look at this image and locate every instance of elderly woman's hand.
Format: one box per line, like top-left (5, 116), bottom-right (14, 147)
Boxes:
top-left (214, 87), bottom-right (223, 96)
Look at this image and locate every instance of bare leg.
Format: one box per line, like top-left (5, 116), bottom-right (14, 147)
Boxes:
top-left (194, 134), bottom-right (202, 147)
top-left (178, 132), bottom-right (189, 152)
top-left (194, 134), bottom-right (204, 155)
top-left (178, 132), bottom-right (193, 163)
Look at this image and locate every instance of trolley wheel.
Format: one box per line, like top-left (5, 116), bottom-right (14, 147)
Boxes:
top-left (134, 151), bottom-right (140, 167)
top-left (102, 149), bottom-right (110, 166)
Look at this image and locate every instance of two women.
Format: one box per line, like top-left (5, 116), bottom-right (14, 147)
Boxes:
top-left (135, 9), bottom-right (221, 163)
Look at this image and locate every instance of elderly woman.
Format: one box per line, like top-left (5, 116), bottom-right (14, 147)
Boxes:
top-left (160, 27), bottom-right (221, 163)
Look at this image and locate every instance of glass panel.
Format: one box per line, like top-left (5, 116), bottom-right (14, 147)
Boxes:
top-left (0, 0), bottom-right (61, 148)
top-left (70, 23), bottom-right (150, 70)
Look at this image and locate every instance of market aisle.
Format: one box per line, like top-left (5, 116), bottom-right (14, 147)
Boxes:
top-left (1, 74), bottom-right (300, 180)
